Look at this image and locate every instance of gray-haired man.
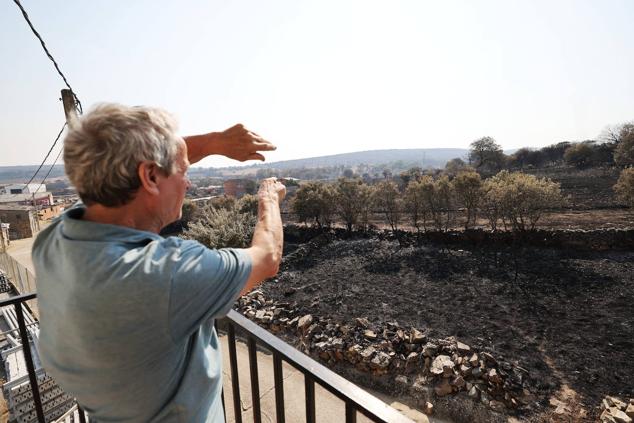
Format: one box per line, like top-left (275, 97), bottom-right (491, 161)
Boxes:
top-left (33, 103), bottom-right (285, 422)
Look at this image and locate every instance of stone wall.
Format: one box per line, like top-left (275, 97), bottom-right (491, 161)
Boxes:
top-left (284, 225), bottom-right (634, 252)
top-left (0, 208), bottom-right (40, 240)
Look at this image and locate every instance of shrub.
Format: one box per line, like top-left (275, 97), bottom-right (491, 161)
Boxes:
top-left (452, 171), bottom-right (482, 229)
top-left (483, 171), bottom-right (563, 231)
top-left (335, 178), bottom-right (372, 232)
top-left (614, 168), bottom-right (634, 209)
top-left (417, 175), bottom-right (455, 232)
top-left (238, 194), bottom-right (259, 215)
top-left (292, 182), bottom-right (336, 228)
top-left (404, 179), bottom-right (429, 232)
top-left (614, 134), bottom-right (634, 167)
top-left (564, 143), bottom-right (595, 168)
top-left (183, 202), bottom-right (256, 249)
top-left (372, 180), bottom-right (402, 232)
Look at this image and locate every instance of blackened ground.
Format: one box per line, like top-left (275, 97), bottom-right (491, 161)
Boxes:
top-left (260, 233), bottom-right (634, 421)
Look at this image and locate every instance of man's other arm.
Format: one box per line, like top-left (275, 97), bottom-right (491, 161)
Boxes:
top-left (240, 178), bottom-right (286, 296)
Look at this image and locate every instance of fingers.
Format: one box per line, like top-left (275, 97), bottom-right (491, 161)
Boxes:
top-left (247, 152), bottom-right (265, 161)
top-left (253, 141), bottom-right (277, 151)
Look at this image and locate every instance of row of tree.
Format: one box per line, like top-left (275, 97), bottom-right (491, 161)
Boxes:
top-left (464, 122), bottom-right (634, 174)
top-left (292, 171), bottom-right (566, 233)
top-left (182, 168), bottom-right (633, 249)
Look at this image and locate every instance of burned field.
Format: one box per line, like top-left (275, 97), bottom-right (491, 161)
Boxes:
top-left (251, 229), bottom-right (634, 421)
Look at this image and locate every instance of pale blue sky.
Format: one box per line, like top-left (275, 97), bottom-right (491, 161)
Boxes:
top-left (1, 0), bottom-right (633, 167)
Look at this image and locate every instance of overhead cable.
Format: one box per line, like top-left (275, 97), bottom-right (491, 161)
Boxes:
top-left (12, 0), bottom-right (82, 113)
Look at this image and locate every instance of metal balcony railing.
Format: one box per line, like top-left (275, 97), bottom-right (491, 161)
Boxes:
top-left (0, 293), bottom-right (413, 423)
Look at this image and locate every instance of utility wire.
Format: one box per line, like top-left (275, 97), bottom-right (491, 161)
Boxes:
top-left (11, 0), bottom-right (83, 194)
top-left (34, 146), bottom-right (64, 195)
top-left (21, 123), bottom-right (66, 189)
top-left (12, 0), bottom-right (82, 113)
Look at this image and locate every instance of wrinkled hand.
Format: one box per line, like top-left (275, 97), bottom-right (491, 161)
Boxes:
top-left (258, 177), bottom-right (286, 204)
top-left (219, 124), bottom-right (276, 162)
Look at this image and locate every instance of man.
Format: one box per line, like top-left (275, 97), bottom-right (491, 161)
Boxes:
top-left (32, 103), bottom-right (285, 422)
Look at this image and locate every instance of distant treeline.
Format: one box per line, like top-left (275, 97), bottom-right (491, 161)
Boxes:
top-left (0, 165), bottom-right (66, 183)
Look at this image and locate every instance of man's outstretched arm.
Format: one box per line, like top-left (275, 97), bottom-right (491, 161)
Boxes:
top-left (184, 124), bottom-right (276, 164)
top-left (240, 178), bottom-right (286, 296)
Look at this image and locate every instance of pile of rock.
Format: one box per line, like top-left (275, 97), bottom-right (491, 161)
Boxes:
top-left (600, 396), bottom-right (634, 423)
top-left (236, 290), bottom-right (536, 414)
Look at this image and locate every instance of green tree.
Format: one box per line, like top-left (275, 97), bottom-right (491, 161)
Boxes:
top-left (614, 168), bottom-right (634, 209)
top-left (483, 171), bottom-right (564, 232)
top-left (335, 178), bottom-right (371, 232)
top-left (399, 167), bottom-right (423, 186)
top-left (444, 158), bottom-right (469, 176)
top-left (564, 143), bottom-right (595, 168)
top-left (372, 181), bottom-right (402, 232)
top-left (452, 171), bottom-right (482, 230)
top-left (417, 175), bottom-right (455, 232)
top-left (614, 128), bottom-right (634, 167)
top-left (292, 182), bottom-right (336, 228)
top-left (469, 136), bottom-right (505, 175)
top-left (404, 179), bottom-right (429, 233)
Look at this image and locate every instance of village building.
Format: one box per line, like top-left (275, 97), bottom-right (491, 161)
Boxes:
top-left (223, 179), bottom-right (250, 198)
top-left (0, 206), bottom-right (40, 240)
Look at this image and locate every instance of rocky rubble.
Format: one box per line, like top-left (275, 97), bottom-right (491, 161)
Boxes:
top-left (599, 396), bottom-right (634, 423)
top-left (236, 290), bottom-right (538, 416)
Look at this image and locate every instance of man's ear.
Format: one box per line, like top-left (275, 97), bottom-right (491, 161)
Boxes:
top-left (138, 162), bottom-right (161, 196)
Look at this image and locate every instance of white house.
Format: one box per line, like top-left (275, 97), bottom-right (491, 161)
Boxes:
top-left (2, 184), bottom-right (47, 195)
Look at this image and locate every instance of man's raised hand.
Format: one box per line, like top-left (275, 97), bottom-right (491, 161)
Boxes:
top-left (220, 124), bottom-right (276, 162)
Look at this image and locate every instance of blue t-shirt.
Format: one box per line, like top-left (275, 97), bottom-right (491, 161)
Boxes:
top-left (32, 206), bottom-right (252, 422)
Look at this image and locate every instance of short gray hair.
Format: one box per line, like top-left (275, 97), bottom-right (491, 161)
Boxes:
top-left (64, 103), bottom-right (180, 207)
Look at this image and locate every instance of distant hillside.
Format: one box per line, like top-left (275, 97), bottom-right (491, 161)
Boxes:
top-left (0, 165), bottom-right (66, 183)
top-left (221, 148), bottom-right (471, 172)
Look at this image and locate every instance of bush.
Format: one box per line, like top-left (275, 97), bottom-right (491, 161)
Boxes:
top-left (564, 143), bottom-right (595, 168)
top-left (372, 181), bottom-right (402, 232)
top-left (183, 202), bottom-right (256, 249)
top-left (415, 175), bottom-right (455, 232)
top-left (614, 168), bottom-right (634, 209)
top-left (238, 194), bottom-right (259, 215)
top-left (483, 171), bottom-right (563, 231)
top-left (614, 134), bottom-right (634, 167)
top-left (292, 182), bottom-right (336, 228)
top-left (404, 179), bottom-right (429, 232)
top-left (452, 171), bottom-right (482, 229)
top-left (335, 178), bottom-right (372, 232)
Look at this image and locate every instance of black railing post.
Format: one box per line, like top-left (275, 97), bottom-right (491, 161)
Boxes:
top-left (227, 323), bottom-right (242, 423)
top-left (304, 374), bottom-right (316, 423)
top-left (214, 320), bottom-right (227, 422)
top-left (273, 351), bottom-right (285, 423)
top-left (247, 336), bottom-right (262, 423)
top-left (345, 402), bottom-right (357, 423)
top-left (14, 303), bottom-right (45, 422)
top-left (77, 405), bottom-right (87, 423)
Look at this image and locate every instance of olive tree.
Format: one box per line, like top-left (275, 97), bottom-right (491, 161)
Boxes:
top-left (292, 182), bottom-right (336, 228)
top-left (564, 143), bottom-right (595, 169)
top-left (614, 168), bottom-right (634, 209)
top-left (417, 175), bottom-right (455, 232)
top-left (469, 136), bottom-right (506, 175)
top-left (614, 128), bottom-right (634, 167)
top-left (483, 171), bottom-right (563, 232)
top-left (372, 180), bottom-right (402, 233)
top-left (336, 178), bottom-right (372, 232)
top-left (404, 179), bottom-right (429, 233)
top-left (452, 171), bottom-right (482, 230)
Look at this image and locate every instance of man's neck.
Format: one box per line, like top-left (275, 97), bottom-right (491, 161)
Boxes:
top-left (82, 203), bottom-right (162, 234)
